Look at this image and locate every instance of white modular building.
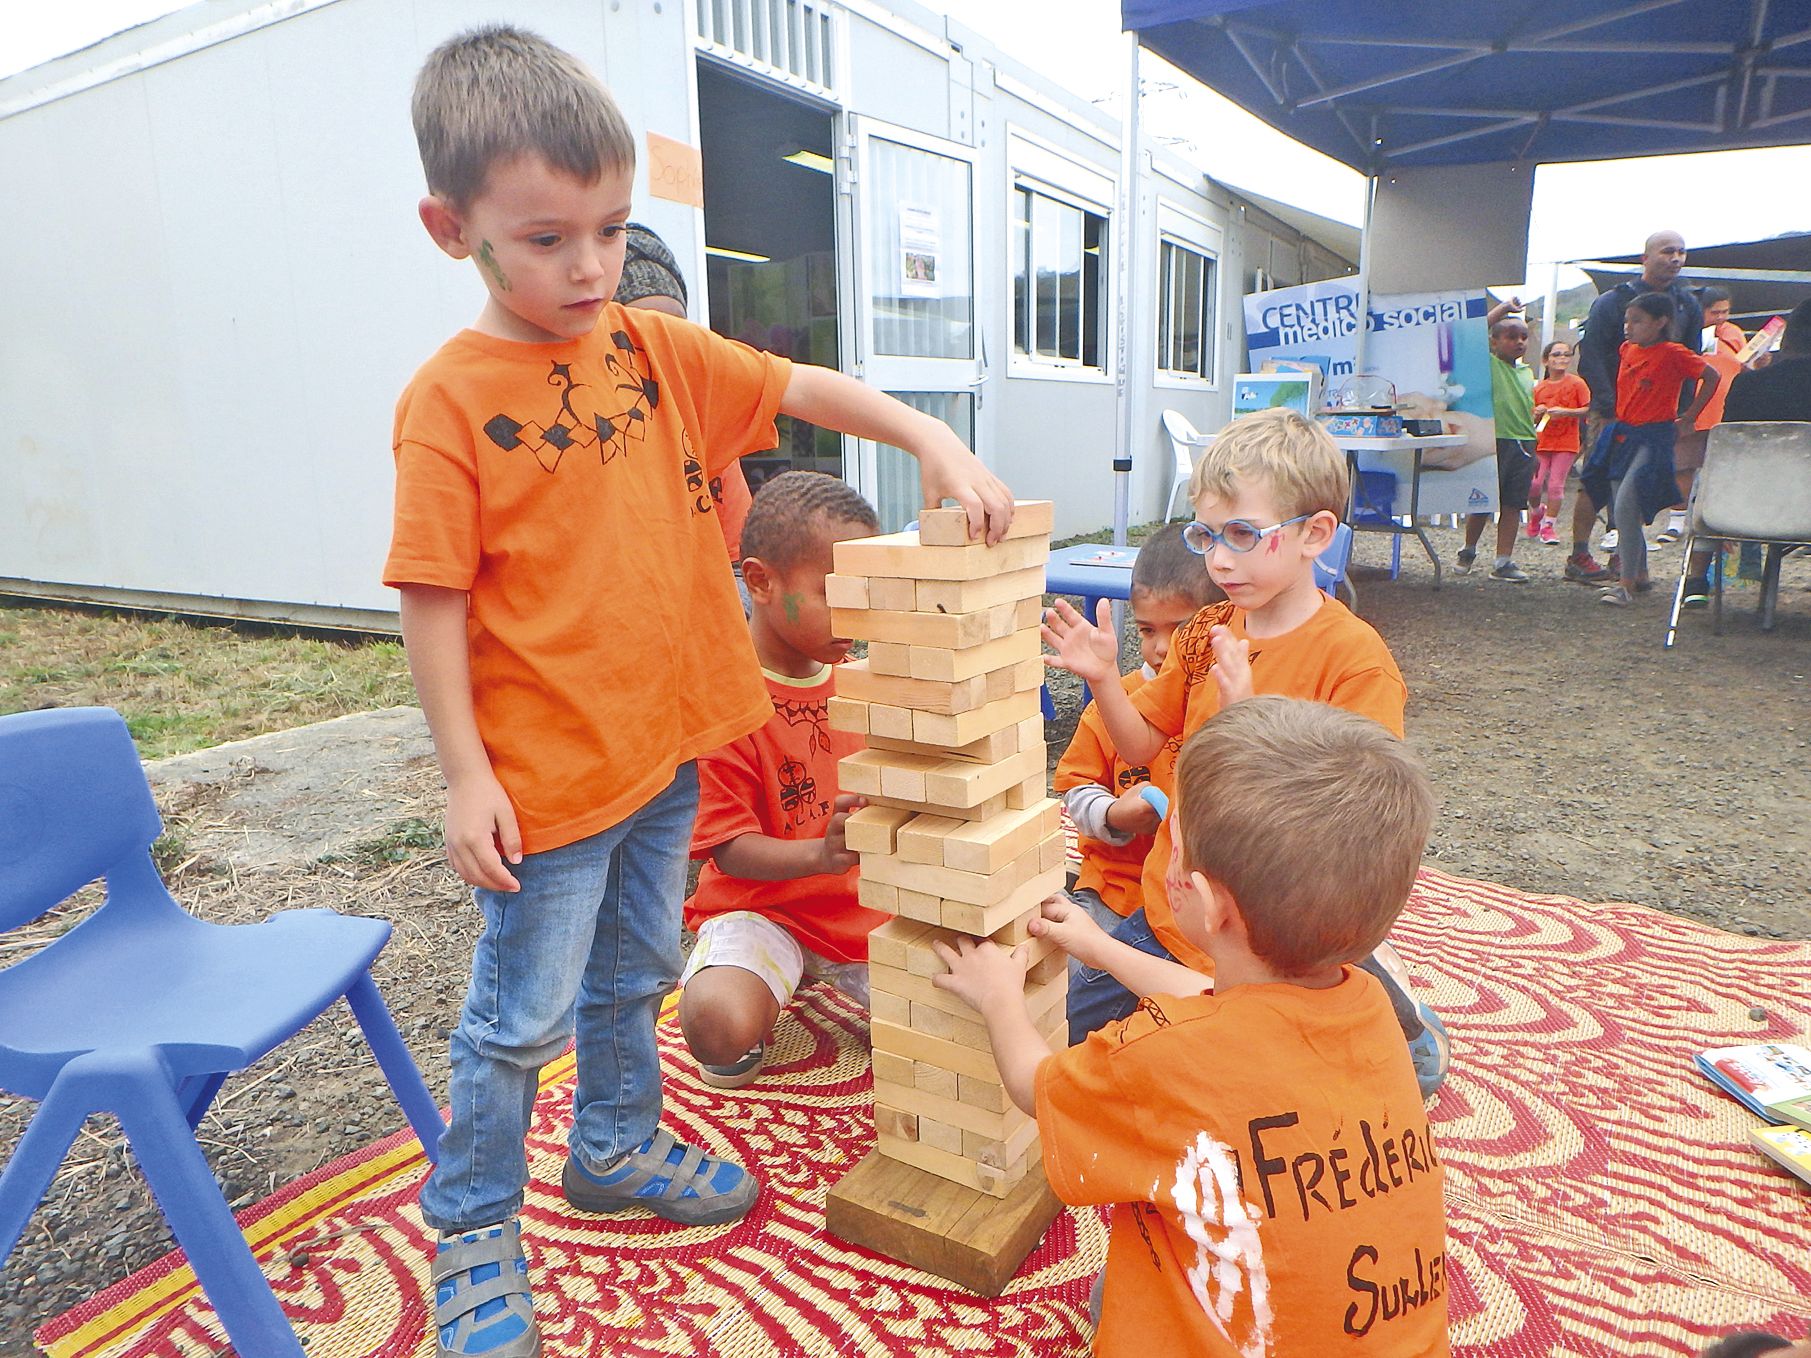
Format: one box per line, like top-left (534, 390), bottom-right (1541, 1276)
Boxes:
top-left (0, 0), bottom-right (1355, 627)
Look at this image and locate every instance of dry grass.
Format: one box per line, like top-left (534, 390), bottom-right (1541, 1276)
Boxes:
top-left (0, 603), bottom-right (416, 758)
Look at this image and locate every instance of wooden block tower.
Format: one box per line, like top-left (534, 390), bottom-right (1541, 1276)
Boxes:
top-left (823, 501), bottom-right (1066, 1295)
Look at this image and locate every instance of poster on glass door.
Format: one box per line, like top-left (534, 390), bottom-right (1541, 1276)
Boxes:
top-left (899, 204), bottom-right (942, 298)
top-left (1244, 281), bottom-right (1500, 517)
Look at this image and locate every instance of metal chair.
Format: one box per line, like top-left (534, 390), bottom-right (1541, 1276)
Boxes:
top-left (0, 707), bottom-right (445, 1356)
top-left (1666, 421), bottom-right (1811, 647)
top-left (1160, 409), bottom-right (1212, 521)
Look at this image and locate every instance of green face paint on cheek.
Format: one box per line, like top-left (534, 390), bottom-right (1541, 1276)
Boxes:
top-left (476, 240), bottom-right (511, 292)
top-left (782, 592), bottom-right (802, 624)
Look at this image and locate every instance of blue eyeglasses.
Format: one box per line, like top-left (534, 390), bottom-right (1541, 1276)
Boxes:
top-left (1182, 515), bottom-right (1310, 555)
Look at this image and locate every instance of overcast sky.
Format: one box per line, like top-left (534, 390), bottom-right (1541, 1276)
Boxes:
top-left (7, 0), bottom-right (1809, 287)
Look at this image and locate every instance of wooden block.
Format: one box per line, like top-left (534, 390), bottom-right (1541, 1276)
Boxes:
top-left (866, 640), bottom-right (915, 677)
top-left (909, 1002), bottom-right (993, 1050)
top-left (860, 790), bottom-right (1008, 823)
top-left (826, 1150), bottom-right (1060, 1291)
top-left (837, 659), bottom-right (989, 717)
top-left (838, 748), bottom-right (942, 801)
top-left (867, 702), bottom-right (916, 740)
top-left (869, 576), bottom-right (918, 611)
top-left (896, 887), bottom-right (943, 925)
top-left (920, 1116), bottom-right (966, 1155)
top-left (1027, 947), bottom-right (1067, 985)
top-left (872, 1049), bottom-right (916, 1087)
top-left (862, 845), bottom-right (1040, 908)
top-left (833, 531), bottom-right (1048, 581)
top-left (896, 814), bottom-right (963, 865)
top-left (875, 1103), bottom-right (918, 1142)
top-left (865, 722), bottom-right (1022, 765)
top-left (875, 1132), bottom-right (1030, 1200)
top-left (867, 916), bottom-right (932, 970)
top-left (843, 804), bottom-right (915, 856)
top-left (827, 694), bottom-right (868, 735)
top-left (872, 954), bottom-right (1060, 1025)
top-left (922, 746), bottom-right (1046, 810)
top-left (1037, 829), bottom-right (1065, 874)
top-left (916, 500), bottom-right (1056, 546)
top-left (870, 1019), bottom-right (1000, 1081)
top-left (825, 573), bottom-right (869, 609)
top-left (916, 566), bottom-right (1047, 614)
top-left (1006, 773), bottom-right (1047, 809)
top-left (875, 1075), bottom-right (1033, 1141)
top-left (963, 1114), bottom-right (1042, 1171)
top-left (914, 1061), bottom-right (959, 1101)
top-left (912, 689), bottom-right (1041, 748)
top-left (857, 878), bottom-right (899, 913)
top-left (940, 799), bottom-right (1060, 875)
top-left (959, 1071), bottom-right (1010, 1113)
top-left (980, 655), bottom-right (1045, 705)
top-left (830, 596), bottom-right (1044, 649)
top-left (939, 865), bottom-right (1066, 936)
top-left (871, 990), bottom-right (910, 1026)
top-left (905, 629), bottom-right (1042, 683)
top-left (1014, 713), bottom-right (1044, 749)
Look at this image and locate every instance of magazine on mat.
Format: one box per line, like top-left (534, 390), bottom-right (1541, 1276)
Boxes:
top-left (1695, 1043), bottom-right (1811, 1130)
top-left (1750, 1125), bottom-right (1811, 1186)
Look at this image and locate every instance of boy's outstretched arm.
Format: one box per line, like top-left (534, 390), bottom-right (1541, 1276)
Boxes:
top-left (931, 939), bottom-right (1047, 1115)
top-left (711, 793), bottom-right (864, 879)
top-left (398, 583), bottom-right (522, 893)
top-left (1042, 599), bottom-right (1165, 764)
top-left (1034, 896), bottom-right (1212, 1000)
top-left (780, 365), bottom-right (1014, 543)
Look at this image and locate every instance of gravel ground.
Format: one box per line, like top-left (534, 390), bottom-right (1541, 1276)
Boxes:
top-left (2, 526), bottom-right (1807, 1349)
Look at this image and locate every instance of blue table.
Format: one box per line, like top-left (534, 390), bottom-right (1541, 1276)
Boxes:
top-left (1044, 543), bottom-right (1139, 707)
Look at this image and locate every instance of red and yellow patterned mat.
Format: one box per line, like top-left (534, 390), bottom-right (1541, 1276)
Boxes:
top-left (34, 868), bottom-right (1810, 1356)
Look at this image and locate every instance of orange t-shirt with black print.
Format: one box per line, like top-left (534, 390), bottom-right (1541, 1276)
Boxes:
top-left (384, 307), bottom-right (792, 853)
top-left (1130, 598), bottom-right (1406, 970)
top-left (1038, 971), bottom-right (1450, 1357)
top-left (1615, 339), bottom-right (1708, 425)
top-left (1054, 668), bottom-right (1178, 918)
top-left (686, 665), bottom-right (888, 963)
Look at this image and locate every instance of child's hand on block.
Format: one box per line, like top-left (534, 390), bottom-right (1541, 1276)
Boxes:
top-left (917, 443), bottom-right (1016, 544)
top-left (1042, 598), bottom-right (1121, 688)
top-left (1208, 624), bottom-right (1254, 706)
top-left (815, 792), bottom-right (866, 876)
top-left (1031, 894), bottom-right (1112, 969)
top-left (931, 936), bottom-right (1031, 1017)
top-left (1105, 785), bottom-right (1163, 837)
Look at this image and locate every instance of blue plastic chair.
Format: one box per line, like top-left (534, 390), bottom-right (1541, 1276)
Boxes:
top-left (1315, 520), bottom-right (1357, 606)
top-left (0, 707), bottom-right (444, 1356)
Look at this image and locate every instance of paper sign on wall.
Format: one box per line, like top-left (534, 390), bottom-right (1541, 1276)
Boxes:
top-left (646, 132), bottom-right (704, 208)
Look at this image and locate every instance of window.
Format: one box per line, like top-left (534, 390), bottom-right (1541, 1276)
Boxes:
top-left (1158, 238), bottom-right (1217, 381)
top-left (1011, 185), bottom-right (1108, 369)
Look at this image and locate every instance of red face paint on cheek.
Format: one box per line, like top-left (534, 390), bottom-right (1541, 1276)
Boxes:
top-left (1266, 533), bottom-right (1281, 555)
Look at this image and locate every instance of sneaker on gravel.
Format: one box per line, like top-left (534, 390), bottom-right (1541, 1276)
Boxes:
top-left (1489, 562), bottom-right (1531, 583)
top-left (1654, 526), bottom-right (1682, 545)
top-left (1564, 552), bottom-right (1611, 583)
top-left (698, 1041), bottom-right (766, 1090)
top-left (1455, 547), bottom-right (1477, 574)
top-left (434, 1221), bottom-right (541, 1358)
top-left (1524, 513), bottom-right (1544, 541)
top-left (1599, 585), bottom-right (1633, 607)
top-left (1682, 576), bottom-right (1711, 608)
top-left (1539, 520), bottom-right (1560, 545)
top-left (563, 1128), bottom-right (759, 1226)
top-left (1599, 528), bottom-right (1619, 551)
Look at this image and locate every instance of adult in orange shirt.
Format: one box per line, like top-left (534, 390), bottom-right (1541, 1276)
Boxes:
top-left (1527, 339), bottom-right (1591, 545)
top-left (389, 30), bottom-right (1013, 1350)
top-left (1578, 293), bottom-right (1718, 607)
top-left (936, 698), bottom-right (1450, 1358)
top-left (679, 473), bottom-right (888, 1088)
top-left (1043, 409), bottom-right (1449, 1097)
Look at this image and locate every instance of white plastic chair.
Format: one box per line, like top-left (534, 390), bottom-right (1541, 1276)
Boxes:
top-left (1161, 409), bottom-right (1212, 520)
top-left (1665, 421), bottom-right (1811, 646)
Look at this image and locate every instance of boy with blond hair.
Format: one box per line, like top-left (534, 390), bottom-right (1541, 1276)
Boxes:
top-left (937, 698), bottom-right (1451, 1357)
top-left (1044, 408), bottom-right (1448, 1090)
top-left (387, 26), bottom-right (1012, 1357)
top-left (679, 472), bottom-right (887, 1087)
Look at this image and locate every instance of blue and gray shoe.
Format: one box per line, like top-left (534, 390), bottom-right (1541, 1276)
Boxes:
top-left (432, 1219), bottom-right (540, 1358)
top-left (562, 1128), bottom-right (758, 1226)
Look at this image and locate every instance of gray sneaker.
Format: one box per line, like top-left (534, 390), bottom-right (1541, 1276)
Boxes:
top-left (1455, 547), bottom-right (1477, 574)
top-left (563, 1128), bottom-right (759, 1226)
top-left (1489, 562), bottom-right (1530, 583)
top-left (698, 1041), bottom-right (766, 1090)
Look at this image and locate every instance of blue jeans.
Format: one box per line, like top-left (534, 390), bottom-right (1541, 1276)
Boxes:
top-left (418, 764), bottom-right (700, 1234)
top-left (1065, 907), bottom-right (1175, 1046)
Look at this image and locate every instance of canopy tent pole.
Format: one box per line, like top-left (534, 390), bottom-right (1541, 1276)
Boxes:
top-left (1352, 172), bottom-right (1376, 376)
top-left (1111, 30), bottom-right (1141, 551)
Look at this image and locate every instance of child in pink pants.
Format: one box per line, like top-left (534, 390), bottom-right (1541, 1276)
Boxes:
top-left (1528, 339), bottom-right (1591, 544)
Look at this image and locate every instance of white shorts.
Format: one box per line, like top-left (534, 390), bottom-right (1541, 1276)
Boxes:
top-left (681, 911), bottom-right (870, 1009)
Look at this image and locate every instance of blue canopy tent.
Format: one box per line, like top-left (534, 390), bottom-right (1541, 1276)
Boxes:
top-left (1106, 0), bottom-right (1811, 542)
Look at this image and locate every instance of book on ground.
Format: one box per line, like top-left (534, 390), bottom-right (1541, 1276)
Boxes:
top-left (1695, 1042), bottom-right (1811, 1130)
top-left (1750, 1125), bottom-right (1811, 1187)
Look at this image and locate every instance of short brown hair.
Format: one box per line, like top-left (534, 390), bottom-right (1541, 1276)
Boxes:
top-left (412, 25), bottom-right (636, 209)
top-left (1188, 407), bottom-right (1348, 520)
top-left (739, 471), bottom-right (879, 570)
top-left (1174, 697), bottom-right (1433, 975)
top-left (1131, 522), bottom-right (1223, 609)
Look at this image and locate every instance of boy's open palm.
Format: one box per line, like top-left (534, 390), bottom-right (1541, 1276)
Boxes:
top-left (1041, 599), bottom-right (1119, 687)
top-left (931, 937), bottom-right (1030, 1015)
top-left (445, 773), bottom-right (523, 893)
top-left (1209, 625), bottom-right (1255, 706)
top-left (1030, 894), bottom-right (1113, 969)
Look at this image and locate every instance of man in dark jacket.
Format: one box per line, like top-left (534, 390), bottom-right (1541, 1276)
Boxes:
top-left (1564, 230), bottom-right (1706, 582)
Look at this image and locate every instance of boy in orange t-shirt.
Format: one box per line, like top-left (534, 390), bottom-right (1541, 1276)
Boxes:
top-left (385, 28), bottom-right (1013, 1356)
top-left (936, 698), bottom-right (1450, 1358)
top-left (679, 473), bottom-right (889, 1087)
top-left (1044, 408), bottom-right (1448, 1095)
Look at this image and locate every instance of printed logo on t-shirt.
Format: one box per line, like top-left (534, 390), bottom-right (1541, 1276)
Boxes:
top-left (771, 695), bottom-right (832, 755)
top-left (480, 330), bottom-right (661, 472)
top-left (776, 757), bottom-right (822, 828)
top-left (681, 430), bottom-right (713, 516)
top-left (1116, 765), bottom-right (1152, 790)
